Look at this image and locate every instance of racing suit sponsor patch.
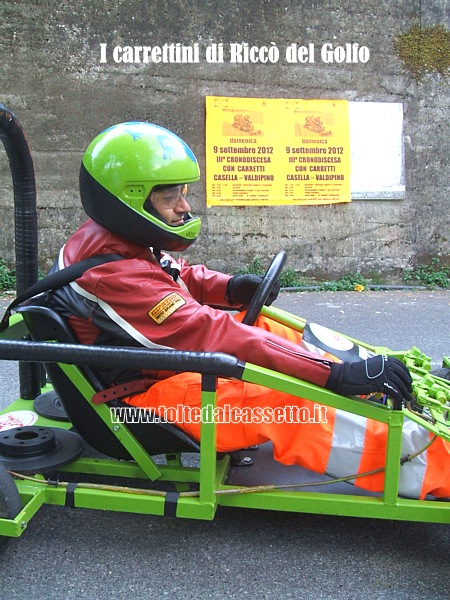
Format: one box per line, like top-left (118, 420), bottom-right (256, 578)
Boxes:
top-left (148, 293), bottom-right (186, 324)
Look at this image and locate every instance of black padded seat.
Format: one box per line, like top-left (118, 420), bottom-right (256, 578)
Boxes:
top-left (17, 304), bottom-right (200, 459)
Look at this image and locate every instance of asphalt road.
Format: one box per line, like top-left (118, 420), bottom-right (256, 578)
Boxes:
top-left (0, 290), bottom-right (449, 599)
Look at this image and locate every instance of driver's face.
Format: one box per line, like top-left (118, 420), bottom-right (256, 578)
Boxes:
top-left (149, 184), bottom-right (190, 226)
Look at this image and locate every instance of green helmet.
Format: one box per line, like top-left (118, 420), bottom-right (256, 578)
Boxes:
top-left (80, 122), bottom-right (201, 251)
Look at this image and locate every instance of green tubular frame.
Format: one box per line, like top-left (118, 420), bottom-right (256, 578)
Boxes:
top-left (0, 307), bottom-right (449, 538)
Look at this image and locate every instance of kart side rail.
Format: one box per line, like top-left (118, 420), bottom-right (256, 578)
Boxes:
top-left (0, 338), bottom-right (246, 380)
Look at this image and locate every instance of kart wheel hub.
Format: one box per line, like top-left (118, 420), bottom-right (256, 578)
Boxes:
top-left (0, 426), bottom-right (84, 474)
top-left (0, 426), bottom-right (56, 458)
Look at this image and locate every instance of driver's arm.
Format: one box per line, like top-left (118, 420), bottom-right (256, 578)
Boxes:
top-left (88, 260), bottom-right (332, 387)
top-left (178, 258), bottom-right (280, 309)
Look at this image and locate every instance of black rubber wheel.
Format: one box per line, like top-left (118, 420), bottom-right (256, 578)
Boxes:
top-left (0, 464), bottom-right (21, 520)
top-left (0, 464), bottom-right (22, 547)
top-left (430, 367), bottom-right (450, 381)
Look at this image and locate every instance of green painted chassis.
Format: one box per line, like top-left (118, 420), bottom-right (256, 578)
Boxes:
top-left (0, 304), bottom-right (449, 538)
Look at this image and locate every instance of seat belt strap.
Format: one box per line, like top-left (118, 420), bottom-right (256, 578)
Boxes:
top-left (91, 378), bottom-right (151, 404)
top-left (0, 253), bottom-right (123, 332)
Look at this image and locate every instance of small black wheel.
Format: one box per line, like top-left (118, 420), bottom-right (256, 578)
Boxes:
top-left (242, 251), bottom-right (287, 326)
top-left (0, 464), bottom-right (22, 547)
top-left (0, 464), bottom-right (21, 520)
top-left (430, 367), bottom-right (450, 381)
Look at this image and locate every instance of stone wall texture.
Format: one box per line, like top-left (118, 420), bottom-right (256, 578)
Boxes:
top-left (0, 0), bottom-right (449, 279)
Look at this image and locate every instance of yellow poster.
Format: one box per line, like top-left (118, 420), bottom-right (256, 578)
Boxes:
top-left (206, 96), bottom-right (350, 206)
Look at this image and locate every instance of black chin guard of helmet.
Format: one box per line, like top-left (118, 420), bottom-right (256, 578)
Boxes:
top-left (80, 165), bottom-right (198, 251)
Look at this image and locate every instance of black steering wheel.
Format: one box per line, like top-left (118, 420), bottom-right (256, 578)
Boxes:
top-left (242, 251), bottom-right (287, 326)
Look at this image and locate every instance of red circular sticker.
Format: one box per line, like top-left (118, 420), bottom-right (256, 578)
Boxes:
top-left (0, 410), bottom-right (38, 431)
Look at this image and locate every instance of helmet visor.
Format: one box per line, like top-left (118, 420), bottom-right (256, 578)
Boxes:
top-left (148, 184), bottom-right (188, 209)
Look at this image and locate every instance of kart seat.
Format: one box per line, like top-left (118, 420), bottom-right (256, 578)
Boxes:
top-left (17, 303), bottom-right (200, 460)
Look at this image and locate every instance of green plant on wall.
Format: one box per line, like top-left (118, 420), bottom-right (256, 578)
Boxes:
top-left (0, 260), bottom-right (16, 292)
top-left (403, 258), bottom-right (450, 288)
top-left (394, 23), bottom-right (450, 81)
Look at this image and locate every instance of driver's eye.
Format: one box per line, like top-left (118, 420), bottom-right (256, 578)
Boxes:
top-left (162, 192), bottom-right (178, 203)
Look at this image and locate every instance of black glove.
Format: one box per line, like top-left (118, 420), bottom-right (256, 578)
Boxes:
top-left (226, 274), bottom-right (281, 307)
top-left (325, 355), bottom-right (413, 410)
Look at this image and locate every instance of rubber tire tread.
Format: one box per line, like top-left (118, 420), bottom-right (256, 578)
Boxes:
top-left (0, 464), bottom-right (22, 519)
top-left (430, 367), bottom-right (450, 381)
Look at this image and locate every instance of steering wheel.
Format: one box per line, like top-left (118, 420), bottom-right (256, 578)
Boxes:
top-left (241, 251), bottom-right (287, 326)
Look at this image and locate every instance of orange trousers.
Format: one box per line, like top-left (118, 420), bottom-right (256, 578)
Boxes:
top-left (125, 314), bottom-right (450, 500)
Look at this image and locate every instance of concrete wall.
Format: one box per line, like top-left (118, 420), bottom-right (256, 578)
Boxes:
top-left (1, 0), bottom-right (449, 279)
